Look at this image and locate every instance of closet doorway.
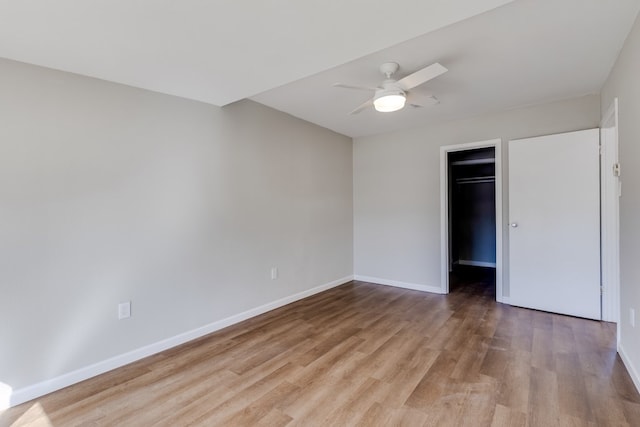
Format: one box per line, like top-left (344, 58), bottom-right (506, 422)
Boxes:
top-left (440, 139), bottom-right (503, 301)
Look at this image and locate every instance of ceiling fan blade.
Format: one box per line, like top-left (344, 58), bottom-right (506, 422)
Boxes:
top-left (333, 83), bottom-right (378, 92)
top-left (349, 98), bottom-right (374, 115)
top-left (397, 63), bottom-right (448, 91)
top-left (407, 93), bottom-right (439, 108)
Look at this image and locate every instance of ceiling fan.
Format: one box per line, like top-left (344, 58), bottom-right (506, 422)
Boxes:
top-left (333, 62), bottom-right (448, 114)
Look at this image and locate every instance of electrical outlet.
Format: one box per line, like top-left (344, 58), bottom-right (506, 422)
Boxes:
top-left (270, 267), bottom-right (278, 280)
top-left (118, 301), bottom-right (131, 320)
top-left (631, 308), bottom-right (636, 328)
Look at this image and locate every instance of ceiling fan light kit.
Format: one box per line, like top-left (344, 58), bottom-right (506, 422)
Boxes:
top-left (373, 91), bottom-right (406, 112)
top-left (334, 61), bottom-right (448, 114)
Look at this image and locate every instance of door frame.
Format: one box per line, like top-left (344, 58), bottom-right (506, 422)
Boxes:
top-left (440, 138), bottom-right (503, 301)
top-left (601, 98), bottom-right (620, 326)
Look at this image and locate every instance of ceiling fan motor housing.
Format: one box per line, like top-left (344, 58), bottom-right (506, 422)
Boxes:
top-left (374, 85), bottom-right (405, 101)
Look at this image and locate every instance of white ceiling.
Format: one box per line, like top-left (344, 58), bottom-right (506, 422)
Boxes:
top-left (0, 0), bottom-right (512, 106)
top-left (253, 0), bottom-right (640, 137)
top-left (0, 0), bottom-right (638, 138)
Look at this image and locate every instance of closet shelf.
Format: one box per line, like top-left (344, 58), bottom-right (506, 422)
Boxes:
top-left (451, 158), bottom-right (495, 166)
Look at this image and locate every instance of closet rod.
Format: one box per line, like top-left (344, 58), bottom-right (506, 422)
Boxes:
top-left (456, 180), bottom-right (495, 185)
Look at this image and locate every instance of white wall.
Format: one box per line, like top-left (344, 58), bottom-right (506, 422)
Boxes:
top-left (0, 58), bottom-right (353, 399)
top-left (354, 95), bottom-right (600, 295)
top-left (601, 12), bottom-right (640, 390)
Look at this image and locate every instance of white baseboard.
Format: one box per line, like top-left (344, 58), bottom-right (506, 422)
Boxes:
top-left (4, 275), bottom-right (354, 410)
top-left (456, 260), bottom-right (497, 268)
top-left (618, 343), bottom-right (640, 394)
top-left (499, 296), bottom-right (510, 304)
top-left (354, 275), bottom-right (444, 294)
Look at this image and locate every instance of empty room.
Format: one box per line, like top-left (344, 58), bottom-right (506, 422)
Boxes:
top-left (1, 0), bottom-right (640, 425)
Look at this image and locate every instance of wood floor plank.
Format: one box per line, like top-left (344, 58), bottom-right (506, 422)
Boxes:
top-left (555, 353), bottom-right (594, 422)
top-left (184, 362), bottom-right (304, 426)
top-left (354, 402), bottom-right (394, 427)
top-left (496, 349), bottom-right (531, 414)
top-left (458, 385), bottom-right (498, 427)
top-left (386, 406), bottom-right (430, 426)
top-left (374, 345), bottom-right (439, 409)
top-left (531, 327), bottom-right (556, 371)
top-left (528, 366), bottom-right (561, 427)
top-left (322, 378), bottom-right (391, 425)
top-left (584, 376), bottom-right (631, 427)
top-left (622, 400), bottom-right (640, 425)
top-left (2, 279), bottom-right (639, 426)
top-left (213, 381), bottom-right (300, 426)
top-left (490, 404), bottom-right (527, 427)
top-left (256, 408), bottom-right (293, 427)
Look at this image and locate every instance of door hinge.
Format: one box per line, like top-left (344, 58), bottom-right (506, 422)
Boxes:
top-left (600, 286), bottom-right (604, 295)
top-left (613, 163), bottom-right (621, 177)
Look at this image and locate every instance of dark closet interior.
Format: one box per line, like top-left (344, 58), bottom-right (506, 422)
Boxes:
top-left (448, 147), bottom-right (496, 295)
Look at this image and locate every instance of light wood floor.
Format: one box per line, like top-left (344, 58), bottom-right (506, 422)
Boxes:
top-left (2, 279), bottom-right (640, 426)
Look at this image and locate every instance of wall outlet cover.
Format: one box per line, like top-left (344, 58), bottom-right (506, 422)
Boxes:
top-left (118, 301), bottom-right (131, 320)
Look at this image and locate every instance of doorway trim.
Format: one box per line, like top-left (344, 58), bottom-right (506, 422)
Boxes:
top-left (601, 98), bottom-right (620, 326)
top-left (440, 138), bottom-right (503, 301)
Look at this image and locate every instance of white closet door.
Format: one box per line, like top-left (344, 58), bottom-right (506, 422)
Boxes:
top-left (509, 129), bottom-right (600, 320)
